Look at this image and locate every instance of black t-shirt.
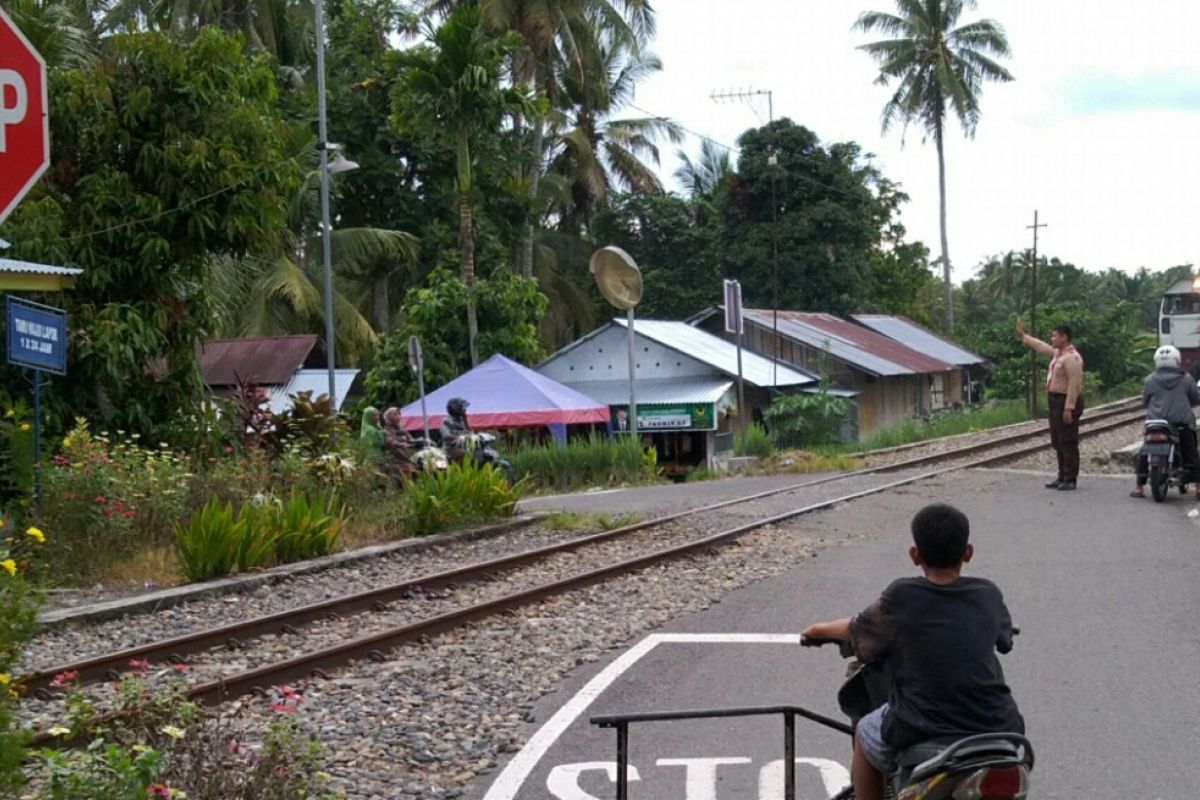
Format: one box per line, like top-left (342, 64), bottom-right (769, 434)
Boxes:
top-left (850, 576), bottom-right (1025, 748)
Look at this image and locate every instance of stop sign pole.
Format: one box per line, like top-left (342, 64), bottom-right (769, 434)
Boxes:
top-left (0, 6), bottom-right (50, 226)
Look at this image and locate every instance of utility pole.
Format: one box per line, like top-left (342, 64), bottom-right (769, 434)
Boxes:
top-left (1027, 211), bottom-right (1047, 417)
top-left (711, 88), bottom-right (779, 386)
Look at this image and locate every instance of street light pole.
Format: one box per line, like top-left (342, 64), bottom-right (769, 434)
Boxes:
top-left (315, 0), bottom-right (337, 414)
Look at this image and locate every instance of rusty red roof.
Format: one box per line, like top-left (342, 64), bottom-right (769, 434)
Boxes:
top-left (742, 310), bottom-right (956, 376)
top-left (198, 335), bottom-right (319, 387)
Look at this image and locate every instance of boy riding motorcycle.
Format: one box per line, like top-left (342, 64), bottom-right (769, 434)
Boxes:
top-left (802, 504), bottom-right (1024, 800)
top-left (1131, 345), bottom-right (1200, 498)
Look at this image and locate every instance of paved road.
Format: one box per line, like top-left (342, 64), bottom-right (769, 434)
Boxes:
top-left (474, 467), bottom-right (1200, 800)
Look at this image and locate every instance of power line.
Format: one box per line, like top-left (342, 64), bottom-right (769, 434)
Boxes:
top-left (59, 147), bottom-right (312, 245)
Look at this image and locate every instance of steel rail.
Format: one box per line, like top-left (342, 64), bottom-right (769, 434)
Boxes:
top-left (22, 401), bottom-right (1143, 697)
top-left (27, 409), bottom-right (1144, 745)
top-left (176, 410), bottom-right (1143, 706)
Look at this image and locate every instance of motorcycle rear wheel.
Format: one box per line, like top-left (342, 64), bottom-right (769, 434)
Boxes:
top-left (1150, 464), bottom-right (1169, 502)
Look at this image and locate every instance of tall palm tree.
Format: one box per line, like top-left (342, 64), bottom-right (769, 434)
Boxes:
top-left (855, 0), bottom-right (1013, 333)
top-left (419, 0), bottom-right (655, 278)
top-left (209, 169), bottom-right (420, 360)
top-left (391, 6), bottom-right (534, 365)
top-left (547, 38), bottom-right (682, 230)
top-left (6, 0), bottom-right (98, 69)
top-left (674, 138), bottom-right (731, 200)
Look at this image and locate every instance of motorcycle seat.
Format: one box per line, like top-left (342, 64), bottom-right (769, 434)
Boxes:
top-left (906, 736), bottom-right (1022, 782)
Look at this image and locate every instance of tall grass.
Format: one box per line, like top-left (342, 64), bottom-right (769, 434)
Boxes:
top-left (400, 459), bottom-right (520, 536)
top-left (734, 423), bottom-right (776, 458)
top-left (856, 401), bottom-right (1031, 452)
top-left (508, 435), bottom-right (659, 492)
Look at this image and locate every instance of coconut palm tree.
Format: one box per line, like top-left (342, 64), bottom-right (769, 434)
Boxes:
top-left (209, 167), bottom-right (419, 361)
top-left (5, 0), bottom-right (98, 69)
top-left (547, 38), bottom-right (682, 230)
top-left (855, 0), bottom-right (1013, 333)
top-left (674, 138), bottom-right (732, 200)
top-left (420, 0), bottom-right (656, 278)
top-left (390, 6), bottom-right (535, 365)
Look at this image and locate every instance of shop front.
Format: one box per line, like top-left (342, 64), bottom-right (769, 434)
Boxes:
top-left (610, 402), bottom-right (719, 478)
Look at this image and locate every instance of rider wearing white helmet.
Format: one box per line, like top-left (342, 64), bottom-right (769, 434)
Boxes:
top-left (1132, 345), bottom-right (1200, 497)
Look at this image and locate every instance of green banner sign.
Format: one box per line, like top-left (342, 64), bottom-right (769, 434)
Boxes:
top-left (612, 403), bottom-right (716, 432)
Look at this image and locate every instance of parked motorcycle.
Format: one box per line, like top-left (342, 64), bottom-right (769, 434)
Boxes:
top-left (801, 634), bottom-right (1034, 800)
top-left (444, 431), bottom-right (514, 484)
top-left (1139, 419), bottom-right (1191, 502)
top-left (410, 436), bottom-right (449, 474)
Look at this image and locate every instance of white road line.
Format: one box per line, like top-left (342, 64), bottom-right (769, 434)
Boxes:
top-left (481, 632), bottom-right (802, 800)
top-left (519, 489), bottom-right (622, 506)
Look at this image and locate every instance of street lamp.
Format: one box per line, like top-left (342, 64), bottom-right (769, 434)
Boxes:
top-left (314, 0), bottom-right (358, 415)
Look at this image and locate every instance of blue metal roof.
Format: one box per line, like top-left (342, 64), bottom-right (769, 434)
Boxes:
top-left (852, 315), bottom-right (986, 367)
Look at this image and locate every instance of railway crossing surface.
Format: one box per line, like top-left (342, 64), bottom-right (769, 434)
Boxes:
top-left (471, 468), bottom-right (1200, 800)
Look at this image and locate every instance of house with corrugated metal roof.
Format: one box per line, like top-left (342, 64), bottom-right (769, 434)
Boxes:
top-left (538, 319), bottom-right (819, 474)
top-left (694, 309), bottom-right (958, 436)
top-left (197, 335), bottom-right (359, 413)
top-left (852, 314), bottom-right (991, 405)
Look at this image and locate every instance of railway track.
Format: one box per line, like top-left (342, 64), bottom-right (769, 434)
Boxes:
top-left (21, 399), bottom-right (1146, 740)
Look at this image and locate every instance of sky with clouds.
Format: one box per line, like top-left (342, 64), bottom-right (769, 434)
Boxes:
top-left (631, 1), bottom-right (1200, 280)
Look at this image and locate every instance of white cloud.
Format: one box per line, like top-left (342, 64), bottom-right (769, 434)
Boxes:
top-left (631, 0), bottom-right (1200, 277)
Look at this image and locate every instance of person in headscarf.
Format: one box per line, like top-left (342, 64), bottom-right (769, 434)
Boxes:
top-left (360, 406), bottom-right (383, 452)
top-left (381, 406), bottom-right (415, 484)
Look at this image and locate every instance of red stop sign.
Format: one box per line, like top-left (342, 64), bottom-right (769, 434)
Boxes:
top-left (0, 7), bottom-right (49, 226)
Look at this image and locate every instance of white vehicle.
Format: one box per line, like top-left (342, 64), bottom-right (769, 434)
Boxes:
top-left (1158, 277), bottom-right (1200, 377)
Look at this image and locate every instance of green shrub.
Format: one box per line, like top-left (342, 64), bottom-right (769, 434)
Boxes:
top-left (231, 501), bottom-right (278, 574)
top-left (734, 423), bottom-right (776, 458)
top-left (401, 459), bottom-right (519, 536)
top-left (508, 435), bottom-right (659, 491)
top-left (175, 499), bottom-right (241, 582)
top-left (40, 419), bottom-right (191, 582)
top-left (0, 517), bottom-right (41, 796)
top-left (176, 492), bottom-right (346, 582)
top-left (271, 491), bottom-right (345, 563)
top-left (764, 392), bottom-right (852, 448)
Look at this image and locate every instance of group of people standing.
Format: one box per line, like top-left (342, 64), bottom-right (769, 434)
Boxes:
top-left (1016, 319), bottom-right (1200, 494)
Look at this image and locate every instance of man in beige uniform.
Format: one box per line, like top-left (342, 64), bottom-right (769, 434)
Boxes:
top-left (1017, 319), bottom-right (1085, 490)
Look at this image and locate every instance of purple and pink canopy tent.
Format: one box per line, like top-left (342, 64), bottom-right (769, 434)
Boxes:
top-left (398, 354), bottom-right (610, 433)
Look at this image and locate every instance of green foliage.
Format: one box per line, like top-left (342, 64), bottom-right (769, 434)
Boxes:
top-left (39, 420), bottom-right (192, 582)
top-left (176, 492), bottom-right (346, 582)
top-left (174, 499), bottom-right (241, 582)
top-left (400, 459), bottom-right (519, 536)
top-left (763, 392), bottom-right (853, 448)
top-left (0, 27), bottom-right (302, 437)
top-left (719, 120), bottom-right (928, 315)
top-left (508, 435), bottom-right (659, 492)
top-left (0, 394), bottom-right (35, 506)
top-left (270, 491), bottom-right (347, 563)
top-left (363, 268), bottom-right (547, 408)
top-left (543, 510), bottom-right (641, 531)
top-left (959, 302), bottom-right (1146, 400)
top-left (35, 670), bottom-right (335, 800)
top-left (266, 392), bottom-right (350, 457)
top-left (0, 520), bottom-right (43, 796)
top-left (857, 401), bottom-right (1030, 451)
top-left (734, 423), bottom-right (777, 459)
top-left (590, 193), bottom-right (722, 320)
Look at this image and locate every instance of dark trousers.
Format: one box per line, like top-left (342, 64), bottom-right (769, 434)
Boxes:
top-left (1048, 392), bottom-right (1084, 481)
top-left (1135, 425), bottom-right (1200, 486)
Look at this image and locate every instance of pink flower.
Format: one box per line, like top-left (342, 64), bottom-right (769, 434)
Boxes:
top-left (269, 703), bottom-right (297, 713)
top-left (278, 685), bottom-right (302, 701)
top-left (146, 785), bottom-right (170, 797)
top-left (128, 659), bottom-right (151, 674)
top-left (170, 663), bottom-right (189, 674)
top-left (224, 446), bottom-right (234, 455)
top-left (50, 670), bottom-right (78, 688)
top-left (95, 495), bottom-right (107, 504)
top-left (226, 740), bottom-right (240, 754)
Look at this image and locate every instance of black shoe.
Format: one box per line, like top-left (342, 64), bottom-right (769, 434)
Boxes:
top-left (1044, 479), bottom-right (1062, 489)
top-left (1057, 480), bottom-right (1077, 491)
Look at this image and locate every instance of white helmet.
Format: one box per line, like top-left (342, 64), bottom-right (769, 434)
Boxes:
top-left (1154, 345), bottom-right (1182, 370)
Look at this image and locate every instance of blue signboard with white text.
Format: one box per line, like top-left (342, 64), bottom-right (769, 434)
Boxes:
top-left (6, 296), bottom-right (67, 374)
